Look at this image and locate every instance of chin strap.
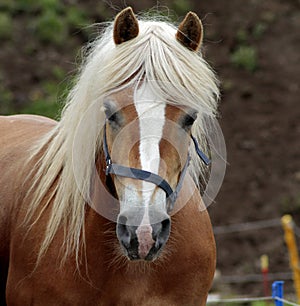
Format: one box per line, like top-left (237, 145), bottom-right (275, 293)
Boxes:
top-left (102, 123), bottom-right (210, 212)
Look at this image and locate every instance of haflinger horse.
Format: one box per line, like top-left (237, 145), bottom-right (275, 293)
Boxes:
top-left (0, 7), bottom-right (220, 306)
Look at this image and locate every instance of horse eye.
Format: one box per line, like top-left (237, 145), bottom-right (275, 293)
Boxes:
top-left (107, 113), bottom-right (122, 130)
top-left (104, 102), bottom-right (119, 124)
top-left (107, 112), bottom-right (118, 123)
top-left (104, 107), bottom-right (122, 129)
top-left (182, 113), bottom-right (197, 130)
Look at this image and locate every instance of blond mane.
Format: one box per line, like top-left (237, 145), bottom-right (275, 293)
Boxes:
top-left (25, 16), bottom-right (219, 265)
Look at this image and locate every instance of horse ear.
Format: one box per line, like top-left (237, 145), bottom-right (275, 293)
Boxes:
top-left (113, 7), bottom-right (139, 45)
top-left (176, 12), bottom-right (203, 51)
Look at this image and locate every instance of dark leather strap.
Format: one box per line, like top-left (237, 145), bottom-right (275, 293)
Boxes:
top-left (106, 163), bottom-right (174, 199)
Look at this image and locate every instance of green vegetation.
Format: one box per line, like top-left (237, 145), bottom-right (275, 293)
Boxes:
top-left (230, 45), bottom-right (258, 72)
top-left (0, 1), bottom-right (93, 117)
top-left (0, 0), bottom-right (16, 12)
top-left (280, 194), bottom-right (300, 215)
top-left (212, 299), bottom-right (270, 306)
top-left (252, 23), bottom-right (267, 39)
top-left (37, 0), bottom-right (64, 12)
top-left (231, 20), bottom-right (271, 73)
top-left (51, 66), bottom-right (65, 80)
top-left (14, 0), bottom-right (39, 13)
top-left (252, 302), bottom-right (269, 306)
top-left (236, 29), bottom-right (248, 44)
top-left (34, 11), bottom-right (67, 45)
top-left (236, 23), bottom-right (268, 44)
top-left (1, 0), bottom-right (92, 45)
top-left (31, 4), bottom-right (92, 45)
top-left (0, 13), bottom-right (13, 40)
top-left (0, 69), bottom-right (15, 115)
top-left (171, 0), bottom-right (193, 16)
top-left (66, 7), bottom-right (89, 29)
top-left (22, 80), bottom-right (64, 119)
top-left (14, 0), bottom-right (62, 13)
top-left (20, 65), bottom-right (75, 119)
top-left (0, 85), bottom-right (15, 115)
top-left (21, 97), bottom-right (60, 119)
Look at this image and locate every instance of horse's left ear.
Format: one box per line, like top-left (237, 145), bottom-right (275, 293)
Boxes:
top-left (176, 12), bottom-right (203, 52)
top-left (113, 7), bottom-right (139, 45)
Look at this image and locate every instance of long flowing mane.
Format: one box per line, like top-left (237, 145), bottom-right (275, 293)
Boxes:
top-left (25, 16), bottom-right (219, 265)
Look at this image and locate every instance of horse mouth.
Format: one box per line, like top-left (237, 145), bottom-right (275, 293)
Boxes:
top-left (123, 244), bottom-right (163, 262)
top-left (118, 235), bottom-right (160, 262)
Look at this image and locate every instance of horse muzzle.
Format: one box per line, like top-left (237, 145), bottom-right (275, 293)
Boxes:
top-left (116, 212), bottom-right (171, 261)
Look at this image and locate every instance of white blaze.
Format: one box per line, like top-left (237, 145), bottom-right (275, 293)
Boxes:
top-left (134, 83), bottom-right (166, 224)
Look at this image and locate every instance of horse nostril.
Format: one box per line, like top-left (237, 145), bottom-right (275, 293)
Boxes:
top-left (161, 218), bottom-right (171, 233)
top-left (116, 216), bottom-right (131, 249)
top-left (117, 224), bottom-right (131, 248)
top-left (153, 218), bottom-right (171, 247)
top-left (117, 213), bottom-right (171, 261)
top-left (118, 215), bottom-right (127, 225)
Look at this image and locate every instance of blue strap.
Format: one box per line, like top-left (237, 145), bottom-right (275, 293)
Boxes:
top-left (191, 135), bottom-right (211, 165)
top-left (107, 163), bottom-right (174, 199)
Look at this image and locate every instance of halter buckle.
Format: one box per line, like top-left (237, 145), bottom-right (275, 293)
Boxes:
top-left (105, 158), bottom-right (112, 175)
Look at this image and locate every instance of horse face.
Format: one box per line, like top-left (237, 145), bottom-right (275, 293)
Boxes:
top-left (104, 85), bottom-right (197, 261)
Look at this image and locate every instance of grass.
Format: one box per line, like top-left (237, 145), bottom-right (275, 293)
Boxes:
top-left (280, 194), bottom-right (300, 215)
top-left (0, 0), bottom-right (16, 12)
top-left (236, 29), bottom-right (248, 44)
top-left (212, 299), bottom-right (271, 306)
top-left (252, 302), bottom-right (269, 306)
top-left (0, 1), bottom-right (89, 118)
top-left (24, 85), bottom-right (61, 119)
top-left (2, 0), bottom-right (93, 45)
top-left (231, 20), bottom-right (270, 73)
top-left (21, 69), bottom-right (73, 119)
top-left (252, 23), bottom-right (267, 39)
top-left (171, 0), bottom-right (193, 16)
top-left (14, 0), bottom-right (63, 13)
top-left (0, 85), bottom-right (15, 115)
top-left (34, 11), bottom-right (67, 46)
top-left (21, 98), bottom-right (60, 119)
top-left (66, 6), bottom-right (89, 29)
top-left (230, 45), bottom-right (258, 72)
top-left (0, 12), bottom-right (13, 40)
top-left (18, 66), bottom-right (71, 119)
top-left (37, 0), bottom-right (64, 12)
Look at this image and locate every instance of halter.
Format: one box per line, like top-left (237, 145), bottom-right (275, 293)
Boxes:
top-left (103, 123), bottom-right (210, 212)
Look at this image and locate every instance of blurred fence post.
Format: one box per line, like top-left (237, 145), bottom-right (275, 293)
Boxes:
top-left (281, 215), bottom-right (300, 303)
top-left (261, 254), bottom-right (270, 298)
top-left (272, 281), bottom-right (284, 306)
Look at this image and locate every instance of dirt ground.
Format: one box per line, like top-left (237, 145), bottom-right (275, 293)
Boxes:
top-left (0, 0), bottom-right (299, 297)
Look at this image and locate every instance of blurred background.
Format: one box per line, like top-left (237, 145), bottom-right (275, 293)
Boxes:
top-left (0, 0), bottom-right (299, 300)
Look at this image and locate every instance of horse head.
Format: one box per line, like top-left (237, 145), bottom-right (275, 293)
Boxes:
top-left (102, 7), bottom-right (204, 261)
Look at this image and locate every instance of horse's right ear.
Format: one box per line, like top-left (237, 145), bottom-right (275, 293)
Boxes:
top-left (176, 12), bottom-right (203, 51)
top-left (113, 7), bottom-right (139, 45)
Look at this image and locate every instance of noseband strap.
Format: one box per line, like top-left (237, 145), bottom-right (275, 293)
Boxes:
top-left (102, 123), bottom-right (210, 212)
